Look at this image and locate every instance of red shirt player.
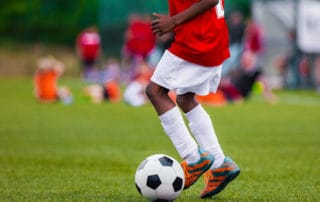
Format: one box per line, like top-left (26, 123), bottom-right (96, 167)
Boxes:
top-left (145, 0), bottom-right (240, 199)
top-left (124, 15), bottom-right (156, 59)
top-left (122, 15), bottom-right (156, 82)
top-left (76, 27), bottom-right (101, 68)
top-left (168, 0), bottom-right (230, 67)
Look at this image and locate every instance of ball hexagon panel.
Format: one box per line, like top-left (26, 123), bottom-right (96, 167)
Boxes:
top-left (158, 156), bottom-right (174, 167)
top-left (172, 176), bottom-right (184, 192)
top-left (136, 159), bottom-right (148, 171)
top-left (147, 174), bottom-right (162, 190)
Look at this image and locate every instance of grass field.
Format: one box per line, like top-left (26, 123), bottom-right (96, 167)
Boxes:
top-left (0, 78), bottom-right (319, 201)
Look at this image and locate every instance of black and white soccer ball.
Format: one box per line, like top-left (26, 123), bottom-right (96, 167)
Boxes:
top-left (135, 154), bottom-right (185, 201)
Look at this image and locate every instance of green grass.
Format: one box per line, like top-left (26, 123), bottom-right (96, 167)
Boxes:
top-left (0, 78), bottom-right (319, 201)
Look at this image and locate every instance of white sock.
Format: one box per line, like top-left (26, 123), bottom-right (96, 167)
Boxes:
top-left (185, 104), bottom-right (225, 168)
top-left (159, 106), bottom-right (200, 163)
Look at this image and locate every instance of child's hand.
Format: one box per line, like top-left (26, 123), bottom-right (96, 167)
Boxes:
top-left (151, 13), bottom-right (176, 36)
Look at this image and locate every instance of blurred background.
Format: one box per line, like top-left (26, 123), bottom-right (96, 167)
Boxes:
top-left (0, 0), bottom-right (319, 103)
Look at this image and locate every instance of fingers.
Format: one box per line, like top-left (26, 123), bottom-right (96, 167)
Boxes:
top-left (152, 24), bottom-right (165, 36)
top-left (151, 13), bottom-right (167, 36)
top-left (151, 19), bottom-right (159, 27)
top-left (152, 27), bottom-right (162, 36)
top-left (151, 18), bottom-right (162, 36)
top-left (152, 13), bottom-right (161, 18)
top-left (152, 28), bottom-right (163, 36)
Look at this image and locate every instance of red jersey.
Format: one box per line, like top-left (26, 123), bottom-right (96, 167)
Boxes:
top-left (77, 31), bottom-right (101, 61)
top-left (168, 0), bottom-right (230, 67)
top-left (125, 19), bottom-right (156, 58)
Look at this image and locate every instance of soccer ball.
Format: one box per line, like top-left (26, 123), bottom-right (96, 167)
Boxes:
top-left (135, 154), bottom-right (185, 201)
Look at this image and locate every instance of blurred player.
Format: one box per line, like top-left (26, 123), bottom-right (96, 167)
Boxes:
top-left (34, 56), bottom-right (72, 104)
top-left (76, 26), bottom-right (101, 82)
top-left (121, 14), bottom-right (156, 83)
top-left (145, 0), bottom-right (240, 198)
top-left (220, 51), bottom-right (277, 104)
top-left (123, 59), bottom-right (153, 107)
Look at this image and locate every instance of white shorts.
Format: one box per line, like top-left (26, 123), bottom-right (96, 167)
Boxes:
top-left (151, 50), bottom-right (222, 95)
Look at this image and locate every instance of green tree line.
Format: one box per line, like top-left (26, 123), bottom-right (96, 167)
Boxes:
top-left (0, 0), bottom-right (250, 55)
top-left (0, 0), bottom-right (99, 45)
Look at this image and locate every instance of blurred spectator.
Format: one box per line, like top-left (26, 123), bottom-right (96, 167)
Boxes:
top-left (222, 10), bottom-right (246, 76)
top-left (34, 56), bottom-right (73, 104)
top-left (76, 26), bottom-right (101, 82)
top-left (298, 54), bottom-right (320, 91)
top-left (296, 0), bottom-right (320, 91)
top-left (84, 81), bottom-right (121, 104)
top-left (84, 58), bottom-right (122, 104)
top-left (99, 58), bottom-right (121, 85)
top-left (123, 14), bottom-right (156, 59)
top-left (123, 58), bottom-right (153, 107)
top-left (275, 30), bottom-right (301, 89)
top-left (121, 14), bottom-right (156, 83)
top-left (243, 18), bottom-right (264, 67)
top-left (276, 30), bottom-right (320, 91)
top-left (315, 56), bottom-right (320, 93)
top-left (101, 58), bottom-right (122, 103)
top-left (220, 51), bottom-right (277, 104)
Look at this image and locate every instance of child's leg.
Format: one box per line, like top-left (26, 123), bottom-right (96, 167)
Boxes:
top-left (177, 93), bottom-right (225, 168)
top-left (145, 82), bottom-right (199, 162)
top-left (147, 84), bottom-right (215, 189)
top-left (159, 106), bottom-right (200, 162)
top-left (185, 104), bottom-right (225, 168)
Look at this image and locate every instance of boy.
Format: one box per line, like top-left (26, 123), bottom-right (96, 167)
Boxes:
top-left (34, 56), bottom-right (73, 104)
top-left (145, 0), bottom-right (240, 198)
top-left (76, 26), bottom-right (101, 82)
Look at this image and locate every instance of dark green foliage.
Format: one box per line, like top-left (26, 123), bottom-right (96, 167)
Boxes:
top-left (0, 1), bottom-right (99, 45)
top-left (225, 0), bottom-right (251, 17)
top-left (0, 1), bottom-right (250, 56)
top-left (0, 0), bottom-right (168, 54)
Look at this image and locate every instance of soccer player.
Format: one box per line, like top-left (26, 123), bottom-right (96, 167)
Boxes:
top-left (145, 0), bottom-right (240, 198)
top-left (34, 56), bottom-right (63, 103)
top-left (34, 56), bottom-right (73, 104)
top-left (76, 26), bottom-right (101, 82)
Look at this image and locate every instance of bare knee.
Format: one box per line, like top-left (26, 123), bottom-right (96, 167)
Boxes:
top-left (176, 93), bottom-right (198, 113)
top-left (145, 82), bottom-right (157, 100)
top-left (145, 82), bottom-right (176, 115)
top-left (145, 82), bottom-right (154, 99)
top-left (145, 82), bottom-right (168, 100)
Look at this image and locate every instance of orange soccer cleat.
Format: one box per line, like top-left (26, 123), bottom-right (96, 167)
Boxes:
top-left (200, 157), bottom-right (240, 198)
top-left (181, 149), bottom-right (214, 190)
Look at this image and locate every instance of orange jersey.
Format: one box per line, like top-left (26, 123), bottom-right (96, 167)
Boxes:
top-left (34, 70), bottom-right (59, 101)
